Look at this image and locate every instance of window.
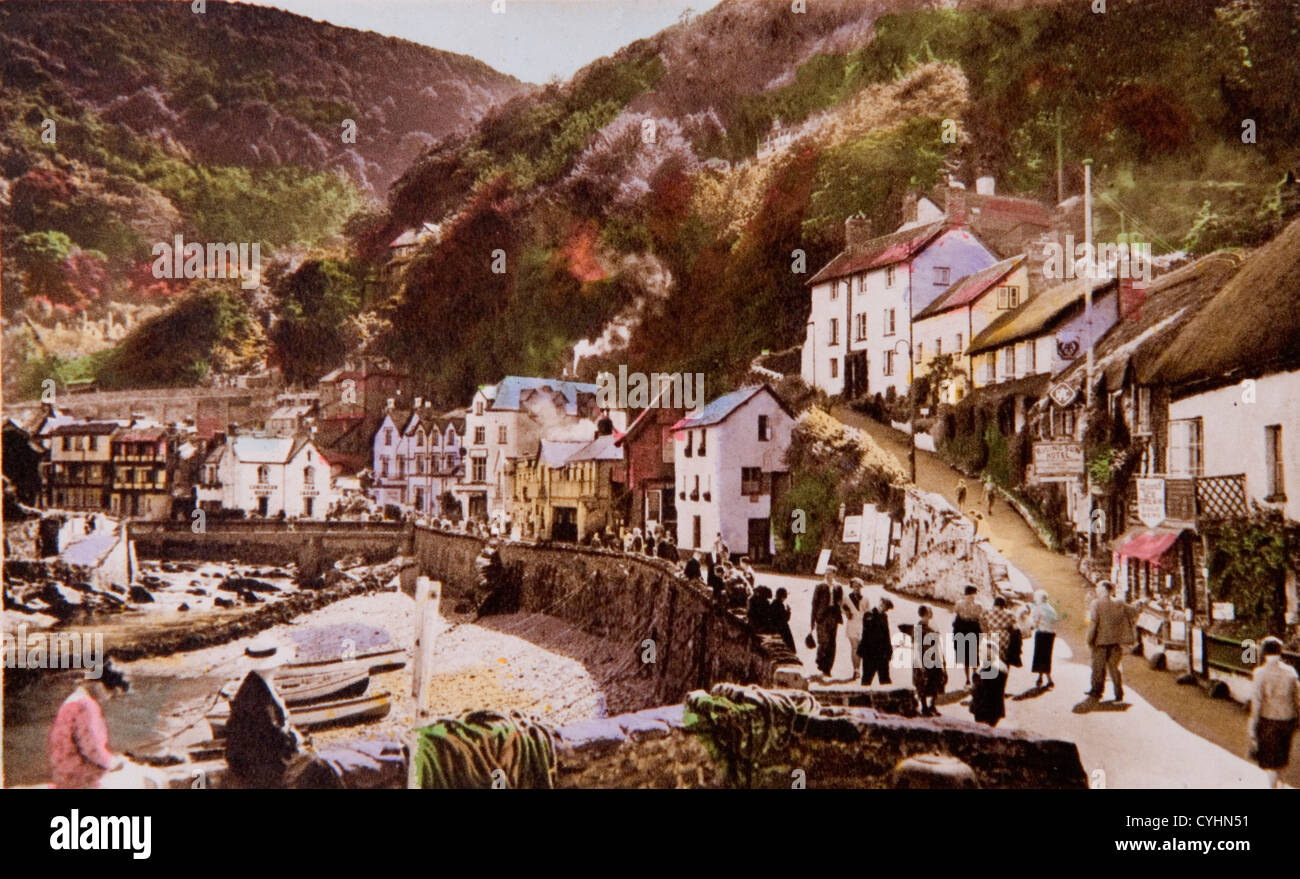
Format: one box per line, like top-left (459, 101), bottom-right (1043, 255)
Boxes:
top-left (684, 430), bottom-right (693, 457)
top-left (474, 426), bottom-right (486, 445)
top-left (829, 317), bottom-right (839, 346)
top-left (1266, 425), bottom-right (1285, 499)
top-left (883, 350), bottom-right (895, 376)
top-left (303, 497), bottom-right (314, 518)
top-left (303, 466), bottom-right (315, 487)
top-left (1136, 387), bottom-right (1153, 433)
top-left (741, 467), bottom-right (762, 495)
top-left (886, 266), bottom-right (896, 287)
top-left (475, 401), bottom-right (484, 416)
top-left (934, 266), bottom-right (951, 286)
top-left (472, 458), bottom-right (487, 482)
top-left (935, 338), bottom-right (942, 357)
top-left (855, 313), bottom-right (868, 340)
top-left (758, 415), bottom-right (770, 442)
top-left (498, 425), bottom-right (507, 444)
top-left (416, 430), bottom-right (424, 447)
top-left (62, 436), bottom-right (71, 451)
top-left (830, 358), bottom-right (839, 379)
top-left (414, 488), bottom-right (424, 511)
top-left (997, 285), bottom-right (1021, 309)
top-left (1003, 346), bottom-right (1016, 377)
top-left (1026, 340), bottom-right (1037, 372)
top-left (693, 515), bottom-right (702, 550)
top-left (698, 429), bottom-right (707, 456)
top-left (73, 436), bottom-right (83, 452)
top-left (1168, 419), bottom-right (1203, 478)
top-left (384, 428), bottom-right (393, 446)
top-left (915, 342), bottom-right (923, 364)
top-left (89, 436), bottom-right (99, 451)
top-left (830, 282), bottom-right (839, 301)
top-left (884, 309), bottom-right (896, 336)
top-left (381, 459), bottom-right (389, 478)
top-left (257, 465), bottom-right (271, 483)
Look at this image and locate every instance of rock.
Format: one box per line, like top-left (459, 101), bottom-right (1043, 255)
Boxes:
top-left (129, 585), bottom-right (155, 604)
top-left (891, 754), bottom-right (980, 789)
top-left (187, 588), bottom-right (207, 596)
top-left (177, 603), bottom-right (190, 612)
top-left (215, 597), bottom-right (236, 609)
top-left (221, 577), bottom-right (280, 594)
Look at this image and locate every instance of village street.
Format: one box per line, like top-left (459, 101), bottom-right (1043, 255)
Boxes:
top-left (754, 406), bottom-right (1284, 790)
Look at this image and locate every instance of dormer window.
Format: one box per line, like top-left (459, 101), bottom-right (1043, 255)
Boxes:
top-left (997, 285), bottom-right (1021, 309)
top-left (384, 428), bottom-right (393, 446)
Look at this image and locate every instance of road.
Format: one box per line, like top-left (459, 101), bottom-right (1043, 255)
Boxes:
top-left (748, 405), bottom-right (1280, 789)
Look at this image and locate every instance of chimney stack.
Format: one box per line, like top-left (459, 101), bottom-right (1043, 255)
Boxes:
top-left (845, 215), bottom-right (874, 248)
top-left (902, 191), bottom-right (920, 224)
top-left (945, 183), bottom-right (969, 227)
top-left (414, 396), bottom-right (423, 409)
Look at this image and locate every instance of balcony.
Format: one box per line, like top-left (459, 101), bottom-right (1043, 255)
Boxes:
top-left (1122, 473), bottom-right (1248, 525)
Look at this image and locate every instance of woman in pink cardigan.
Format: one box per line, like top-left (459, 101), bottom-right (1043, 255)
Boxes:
top-left (48, 666), bottom-right (129, 789)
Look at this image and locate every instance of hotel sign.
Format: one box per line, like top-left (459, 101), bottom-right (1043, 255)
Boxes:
top-left (1136, 477), bottom-right (1166, 527)
top-left (1032, 442), bottom-right (1084, 479)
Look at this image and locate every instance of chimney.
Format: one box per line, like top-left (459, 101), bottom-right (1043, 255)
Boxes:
top-left (902, 191), bottom-right (920, 224)
top-left (414, 396), bottom-right (423, 409)
top-left (1118, 274), bottom-right (1148, 322)
top-left (975, 176), bottom-right (996, 196)
top-left (845, 215), bottom-right (874, 248)
top-left (386, 397), bottom-right (394, 410)
top-left (945, 184), bottom-right (969, 227)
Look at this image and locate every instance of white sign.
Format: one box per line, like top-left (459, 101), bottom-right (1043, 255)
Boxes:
top-left (1136, 478), bottom-right (1166, 528)
top-left (871, 510), bottom-right (892, 567)
top-left (1212, 602), bottom-right (1235, 622)
top-left (842, 515), bottom-right (862, 543)
top-left (1033, 441), bottom-right (1084, 478)
top-left (858, 504), bottom-right (878, 566)
top-left (1049, 382), bottom-right (1078, 407)
top-left (814, 549), bottom-right (832, 576)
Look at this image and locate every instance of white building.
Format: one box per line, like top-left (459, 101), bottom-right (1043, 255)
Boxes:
top-left (672, 385), bottom-right (796, 563)
top-left (454, 376), bottom-right (624, 523)
top-left (197, 435), bottom-right (334, 518)
top-left (369, 402), bottom-right (465, 517)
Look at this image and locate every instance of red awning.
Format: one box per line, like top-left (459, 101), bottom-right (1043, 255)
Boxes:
top-left (1116, 531), bottom-right (1179, 567)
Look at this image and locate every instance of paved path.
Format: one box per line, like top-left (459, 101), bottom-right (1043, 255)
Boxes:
top-left (750, 405), bottom-right (1279, 789)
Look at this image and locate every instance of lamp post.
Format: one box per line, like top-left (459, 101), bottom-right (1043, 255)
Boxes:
top-left (894, 338), bottom-right (917, 484)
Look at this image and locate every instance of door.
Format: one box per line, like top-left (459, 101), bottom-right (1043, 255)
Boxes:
top-left (303, 497), bottom-right (314, 518)
top-left (257, 496), bottom-right (269, 516)
top-left (692, 515), bottom-right (702, 550)
top-left (748, 517), bottom-right (772, 563)
top-left (846, 351), bottom-right (869, 398)
top-left (552, 506), bottom-right (578, 543)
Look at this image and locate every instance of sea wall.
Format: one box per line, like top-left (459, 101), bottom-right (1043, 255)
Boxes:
top-left (412, 527), bottom-right (795, 709)
top-left (130, 521), bottom-right (410, 565)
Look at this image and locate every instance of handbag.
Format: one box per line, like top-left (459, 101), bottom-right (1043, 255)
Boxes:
top-left (805, 632), bottom-right (817, 650)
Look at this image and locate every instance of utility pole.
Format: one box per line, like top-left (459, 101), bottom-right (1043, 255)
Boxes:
top-left (1083, 158), bottom-right (1096, 565)
top-left (1055, 107), bottom-right (1064, 205)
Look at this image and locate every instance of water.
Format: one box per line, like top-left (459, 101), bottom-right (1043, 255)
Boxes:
top-left (4, 669), bottom-right (221, 787)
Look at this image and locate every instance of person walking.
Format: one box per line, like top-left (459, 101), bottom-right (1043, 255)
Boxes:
top-left (909, 605), bottom-right (948, 716)
top-left (981, 596), bottom-right (1018, 667)
top-left (842, 579), bottom-right (866, 680)
top-left (969, 638), bottom-right (1009, 727)
top-left (952, 585), bottom-right (983, 687)
top-left (1028, 589), bottom-right (1060, 689)
top-left (810, 568), bottom-right (843, 678)
top-left (858, 597), bottom-right (894, 685)
top-left (1248, 636), bottom-right (1300, 788)
top-left (955, 478), bottom-right (968, 510)
top-left (711, 532), bottom-right (729, 567)
top-left (684, 550), bottom-right (703, 582)
top-left (983, 474), bottom-right (996, 516)
top-left (1086, 580), bottom-right (1137, 701)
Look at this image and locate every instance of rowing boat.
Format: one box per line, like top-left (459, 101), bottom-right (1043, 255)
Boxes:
top-left (207, 691), bottom-right (392, 737)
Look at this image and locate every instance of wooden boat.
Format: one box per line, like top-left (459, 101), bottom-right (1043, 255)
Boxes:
top-left (274, 667), bottom-right (370, 705)
top-left (284, 646), bottom-right (407, 674)
top-left (207, 691), bottom-right (392, 737)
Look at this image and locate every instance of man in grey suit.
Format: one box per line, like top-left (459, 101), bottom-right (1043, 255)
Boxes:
top-left (1086, 580), bottom-right (1137, 701)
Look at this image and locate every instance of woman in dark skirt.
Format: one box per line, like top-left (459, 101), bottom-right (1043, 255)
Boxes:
top-left (1249, 636), bottom-right (1300, 788)
top-left (1028, 590), bottom-right (1060, 689)
top-left (970, 640), bottom-right (1008, 727)
top-left (952, 586), bottom-right (983, 687)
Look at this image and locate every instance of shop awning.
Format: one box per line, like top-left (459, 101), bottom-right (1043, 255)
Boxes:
top-left (1114, 530), bottom-right (1181, 567)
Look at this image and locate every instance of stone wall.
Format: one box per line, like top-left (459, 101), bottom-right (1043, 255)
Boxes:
top-left (412, 527), bottom-right (794, 709)
top-left (130, 521), bottom-right (410, 565)
top-left (555, 702), bottom-right (1087, 789)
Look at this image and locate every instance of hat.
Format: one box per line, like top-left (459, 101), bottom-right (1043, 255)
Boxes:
top-left (245, 635), bottom-right (296, 672)
top-left (849, 578), bottom-right (865, 590)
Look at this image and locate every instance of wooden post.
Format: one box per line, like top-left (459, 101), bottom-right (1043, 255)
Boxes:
top-left (411, 577), bottom-right (441, 716)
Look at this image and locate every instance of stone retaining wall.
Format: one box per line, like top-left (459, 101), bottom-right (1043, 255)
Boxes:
top-left (130, 521), bottom-right (410, 566)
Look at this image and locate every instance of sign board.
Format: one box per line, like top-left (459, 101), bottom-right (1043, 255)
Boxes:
top-left (1136, 478), bottom-right (1166, 527)
top-left (814, 549), bottom-right (832, 576)
top-left (1212, 602), bottom-right (1235, 622)
top-left (1048, 382), bottom-right (1077, 408)
top-left (841, 515), bottom-right (862, 543)
top-left (1168, 620), bottom-right (1187, 643)
top-left (1136, 611), bottom-right (1164, 635)
top-left (858, 504), bottom-right (878, 566)
top-left (1033, 441), bottom-right (1084, 478)
top-left (871, 510), bottom-right (893, 567)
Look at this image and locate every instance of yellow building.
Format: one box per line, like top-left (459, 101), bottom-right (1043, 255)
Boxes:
top-left (508, 434), bottom-right (626, 543)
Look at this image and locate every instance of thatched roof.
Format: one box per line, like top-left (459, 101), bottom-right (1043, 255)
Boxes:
top-left (1144, 216), bottom-right (1300, 389)
top-left (968, 275), bottom-right (1117, 356)
top-left (1034, 251), bottom-right (1244, 408)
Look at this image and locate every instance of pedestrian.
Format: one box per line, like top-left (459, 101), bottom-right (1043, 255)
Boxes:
top-left (1085, 580), bottom-right (1137, 702)
top-left (707, 562), bottom-right (726, 605)
top-left (772, 587), bottom-right (796, 651)
top-left (711, 532), bottom-right (729, 566)
top-left (952, 585), bottom-right (983, 686)
top-left (981, 595), bottom-right (1018, 667)
top-left (810, 567), bottom-right (843, 678)
top-left (955, 478), bottom-right (967, 510)
top-left (1028, 589), bottom-right (1059, 689)
top-left (1249, 636), bottom-right (1300, 788)
top-left (983, 474), bottom-right (996, 515)
top-left (48, 664), bottom-right (130, 789)
top-left (970, 638), bottom-right (1009, 727)
top-left (658, 532), bottom-right (676, 561)
top-left (842, 579), bottom-right (866, 679)
top-left (684, 550), bottom-right (703, 582)
top-left (747, 585), bottom-right (773, 632)
top-left (858, 597), bottom-right (894, 685)
top-left (910, 605), bottom-right (948, 716)
top-left (738, 556), bottom-right (757, 589)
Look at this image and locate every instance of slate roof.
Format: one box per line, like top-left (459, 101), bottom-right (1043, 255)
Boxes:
top-left (807, 221), bottom-right (947, 286)
top-left (914, 254), bottom-right (1026, 320)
